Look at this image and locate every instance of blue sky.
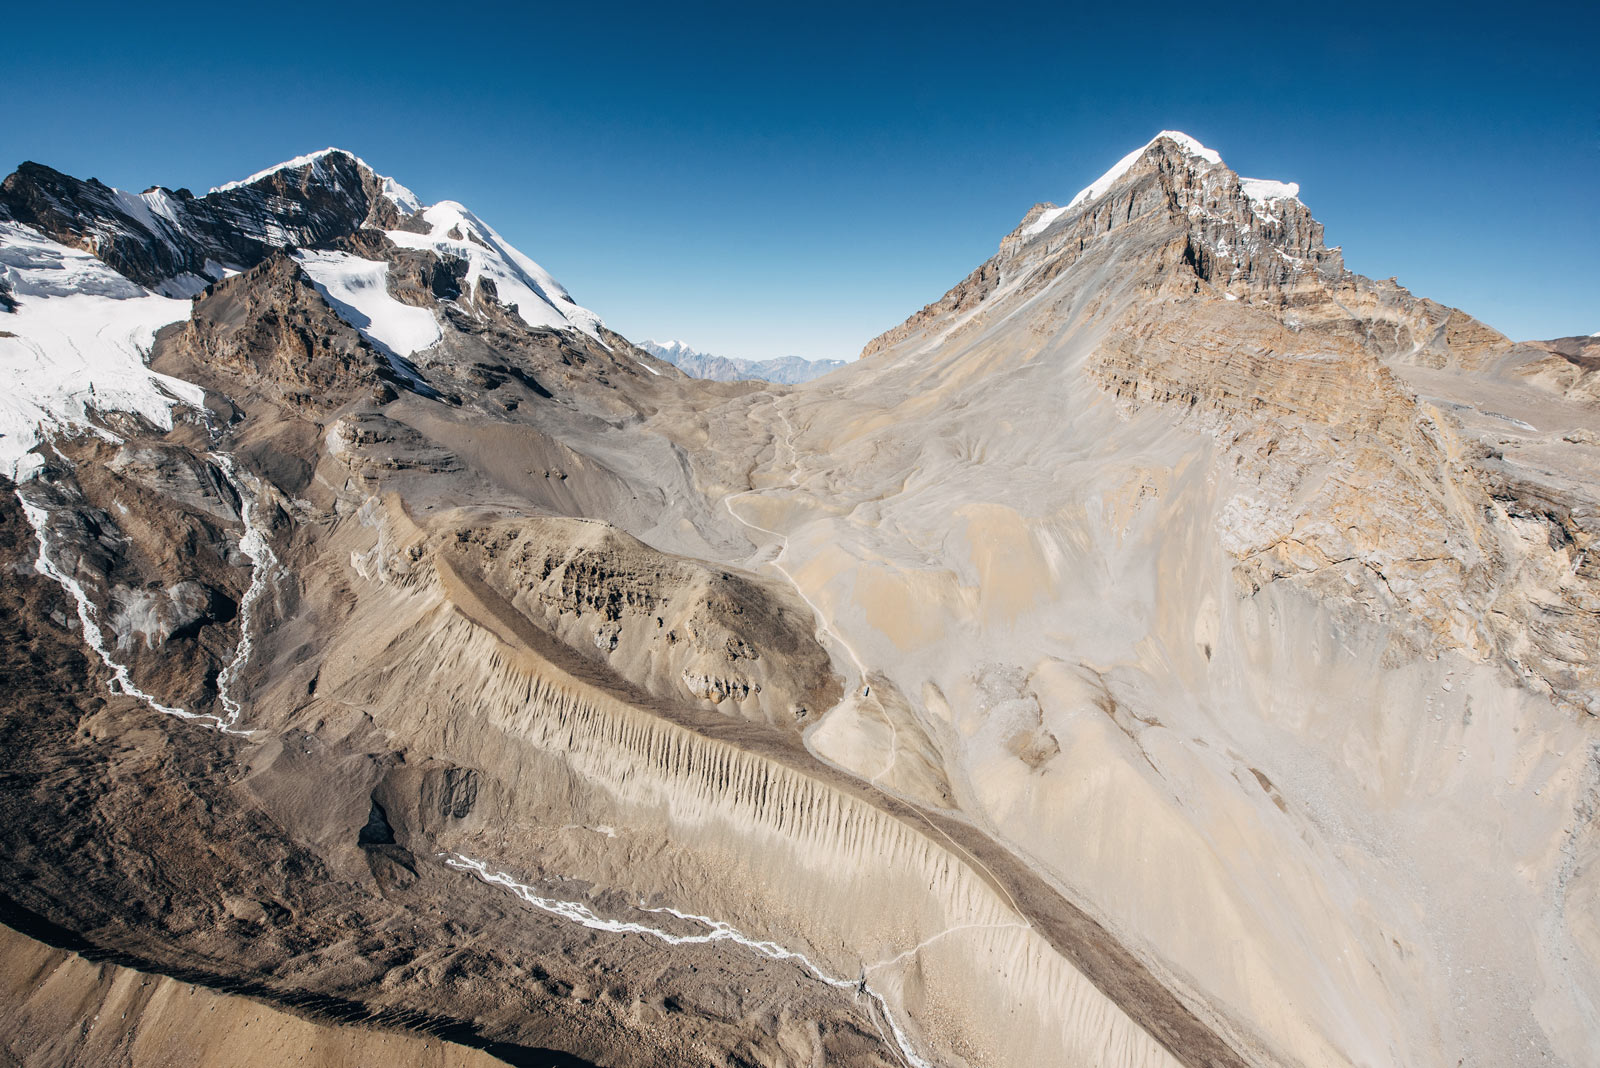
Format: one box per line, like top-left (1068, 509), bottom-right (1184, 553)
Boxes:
top-left (3, 1), bottom-right (1594, 360)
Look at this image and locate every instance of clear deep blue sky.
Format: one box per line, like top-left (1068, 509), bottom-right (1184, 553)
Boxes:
top-left (4, 1), bottom-right (1594, 359)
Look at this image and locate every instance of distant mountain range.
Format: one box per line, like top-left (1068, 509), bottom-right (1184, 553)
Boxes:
top-left (639, 339), bottom-right (846, 383)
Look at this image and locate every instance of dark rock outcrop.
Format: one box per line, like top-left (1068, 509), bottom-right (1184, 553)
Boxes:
top-left (0, 151), bottom-right (410, 295)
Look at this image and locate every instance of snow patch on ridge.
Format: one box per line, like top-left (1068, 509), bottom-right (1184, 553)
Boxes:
top-left (384, 201), bottom-right (605, 342)
top-left (1025, 205), bottom-right (1070, 236)
top-left (0, 222), bottom-right (202, 481)
top-left (209, 146), bottom-right (422, 215)
top-left (110, 187), bottom-right (188, 256)
top-left (291, 250), bottom-right (441, 358)
top-left (1240, 177), bottom-right (1301, 203)
top-left (1066, 130), bottom-right (1222, 210)
top-left (377, 175), bottom-right (423, 215)
top-left (209, 147), bottom-right (346, 193)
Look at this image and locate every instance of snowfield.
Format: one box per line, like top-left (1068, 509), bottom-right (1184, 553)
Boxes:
top-left (0, 222), bottom-right (201, 481)
top-left (384, 200), bottom-right (605, 341)
top-left (291, 249), bottom-right (443, 358)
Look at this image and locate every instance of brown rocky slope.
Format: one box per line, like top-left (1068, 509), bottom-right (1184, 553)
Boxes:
top-left (2, 137), bottom-right (1596, 1068)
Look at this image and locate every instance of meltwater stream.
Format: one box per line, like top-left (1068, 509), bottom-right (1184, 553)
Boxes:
top-left (14, 449), bottom-right (278, 736)
top-left (445, 853), bottom-right (937, 1068)
top-left (210, 452), bottom-right (280, 728)
top-left (15, 492), bottom-right (226, 727)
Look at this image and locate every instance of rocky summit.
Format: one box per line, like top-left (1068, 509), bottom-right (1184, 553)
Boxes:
top-left (0, 134), bottom-right (1596, 1068)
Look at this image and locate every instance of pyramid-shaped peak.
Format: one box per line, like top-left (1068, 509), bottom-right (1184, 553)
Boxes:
top-left (208, 147), bottom-right (390, 195)
top-left (1066, 130), bottom-right (1224, 210)
top-left (207, 148), bottom-right (422, 215)
top-left (1148, 130), bottom-right (1222, 164)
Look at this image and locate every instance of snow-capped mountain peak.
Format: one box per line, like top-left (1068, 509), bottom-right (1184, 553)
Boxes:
top-left (638, 339), bottom-right (846, 384)
top-left (209, 146), bottom-right (353, 193)
top-left (3, 148), bottom-right (605, 341)
top-left (203, 149), bottom-right (606, 340)
top-left (384, 199), bottom-right (602, 341)
top-left (1066, 130), bottom-right (1221, 210)
top-left (209, 147), bottom-right (423, 214)
top-left (1024, 131), bottom-right (1228, 237)
top-left (1022, 131), bottom-right (1305, 244)
top-left (0, 147), bottom-right (618, 479)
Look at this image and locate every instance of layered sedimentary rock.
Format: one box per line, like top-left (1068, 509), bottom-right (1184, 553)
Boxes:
top-left (0, 151), bottom-right (415, 297)
top-left (0, 135), bottom-right (1595, 1068)
top-left (728, 132), bottom-right (1600, 1068)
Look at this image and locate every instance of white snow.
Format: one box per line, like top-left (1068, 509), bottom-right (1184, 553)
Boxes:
top-left (1066, 130), bottom-right (1222, 210)
top-left (0, 222), bottom-right (203, 481)
top-left (1028, 132), bottom-right (1300, 238)
top-left (15, 491), bottom-right (244, 734)
top-left (448, 854), bottom-right (937, 1068)
top-left (156, 259), bottom-right (242, 300)
top-left (211, 452), bottom-right (280, 729)
top-left (210, 147), bottom-right (347, 193)
top-left (208, 150), bottom-right (604, 344)
top-left (155, 273), bottom-right (214, 299)
top-left (291, 249), bottom-right (441, 358)
top-left (644, 339), bottom-right (695, 356)
top-left (378, 174), bottom-right (423, 215)
top-left (1240, 177), bottom-right (1301, 203)
top-left (209, 146), bottom-right (422, 216)
top-left (13, 148), bottom-right (607, 432)
top-left (1025, 205), bottom-right (1070, 236)
top-left (111, 187), bottom-right (185, 254)
top-left (384, 201), bottom-right (605, 341)
top-left (290, 250), bottom-right (442, 393)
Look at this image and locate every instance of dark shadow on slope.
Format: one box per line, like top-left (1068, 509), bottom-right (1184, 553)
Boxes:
top-left (0, 897), bottom-right (603, 1068)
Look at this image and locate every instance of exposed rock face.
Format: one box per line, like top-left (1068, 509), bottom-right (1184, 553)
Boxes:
top-left (858, 260), bottom-right (1002, 359)
top-left (0, 151), bottom-right (405, 296)
top-left (0, 134), bottom-right (1596, 1068)
top-left (1513, 333), bottom-right (1600, 407)
top-left (858, 133), bottom-right (1600, 714)
top-left (444, 514), bottom-right (841, 725)
top-left (167, 253), bottom-right (391, 407)
top-left (740, 133), bottom-right (1600, 1068)
top-left (640, 339), bottom-right (847, 383)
